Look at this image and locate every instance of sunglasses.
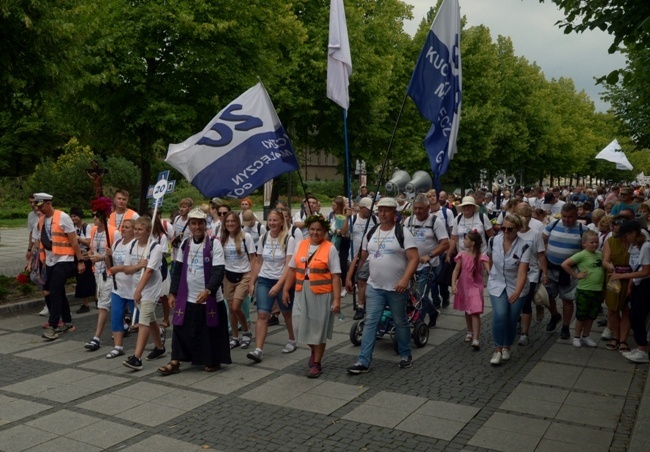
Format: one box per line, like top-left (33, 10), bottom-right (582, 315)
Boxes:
top-left (217, 211), bottom-right (229, 216)
top-left (502, 227), bottom-right (517, 232)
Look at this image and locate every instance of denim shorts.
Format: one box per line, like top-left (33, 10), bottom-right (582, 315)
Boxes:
top-left (256, 277), bottom-right (293, 313)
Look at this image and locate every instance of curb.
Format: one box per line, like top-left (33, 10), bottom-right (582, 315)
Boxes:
top-left (629, 369), bottom-right (650, 452)
top-left (0, 292), bottom-right (78, 318)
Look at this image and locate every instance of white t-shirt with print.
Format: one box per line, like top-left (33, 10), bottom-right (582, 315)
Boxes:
top-left (126, 241), bottom-right (163, 301)
top-left (112, 238), bottom-right (135, 299)
top-left (256, 233), bottom-right (296, 280)
top-left (350, 214), bottom-right (377, 257)
top-left (362, 225), bottom-right (417, 291)
top-left (517, 228), bottom-right (544, 282)
top-left (242, 222), bottom-right (267, 246)
top-left (175, 238), bottom-right (225, 303)
top-left (404, 214), bottom-right (449, 270)
top-left (628, 241), bottom-right (650, 286)
top-left (451, 213), bottom-right (493, 253)
top-left (223, 233), bottom-right (255, 273)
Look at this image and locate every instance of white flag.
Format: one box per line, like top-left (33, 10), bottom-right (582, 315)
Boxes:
top-left (595, 139), bottom-right (633, 171)
top-left (327, 0), bottom-right (352, 109)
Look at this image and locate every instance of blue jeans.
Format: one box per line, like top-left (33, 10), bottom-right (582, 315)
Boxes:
top-left (357, 285), bottom-right (411, 367)
top-left (416, 266), bottom-right (436, 319)
top-left (110, 293), bottom-right (134, 332)
top-left (255, 277), bottom-right (293, 314)
top-left (491, 290), bottom-right (526, 347)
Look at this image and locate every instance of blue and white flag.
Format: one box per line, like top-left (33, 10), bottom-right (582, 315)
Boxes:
top-left (406, 0), bottom-right (461, 181)
top-left (166, 83), bottom-right (300, 198)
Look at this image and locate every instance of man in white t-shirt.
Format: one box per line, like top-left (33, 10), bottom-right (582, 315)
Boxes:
top-left (404, 194), bottom-right (449, 328)
top-left (346, 197), bottom-right (419, 373)
top-left (349, 197), bottom-right (377, 320)
top-left (35, 193), bottom-right (87, 340)
top-left (293, 196), bottom-right (320, 237)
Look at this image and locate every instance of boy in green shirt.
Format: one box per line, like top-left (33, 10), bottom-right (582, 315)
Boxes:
top-left (561, 230), bottom-right (604, 348)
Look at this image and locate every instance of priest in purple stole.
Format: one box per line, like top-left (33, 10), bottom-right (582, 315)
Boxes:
top-left (158, 208), bottom-right (231, 375)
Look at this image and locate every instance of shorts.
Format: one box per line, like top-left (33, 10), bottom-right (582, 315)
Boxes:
top-left (95, 273), bottom-right (113, 310)
top-left (137, 300), bottom-right (158, 325)
top-left (110, 293), bottom-right (134, 332)
top-left (356, 260), bottom-right (370, 282)
top-left (256, 277), bottom-right (293, 314)
top-left (545, 267), bottom-right (577, 301)
top-left (575, 289), bottom-right (602, 321)
top-left (223, 272), bottom-right (251, 302)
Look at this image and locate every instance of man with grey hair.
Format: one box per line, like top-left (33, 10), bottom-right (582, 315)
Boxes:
top-left (404, 194), bottom-right (449, 328)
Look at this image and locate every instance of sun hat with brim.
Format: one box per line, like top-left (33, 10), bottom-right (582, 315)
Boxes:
top-left (533, 284), bottom-right (550, 308)
top-left (376, 197), bottom-right (398, 208)
top-left (33, 193), bottom-right (53, 206)
top-left (241, 210), bottom-right (256, 227)
top-left (620, 187), bottom-right (634, 195)
top-left (458, 196), bottom-right (478, 208)
top-left (187, 208), bottom-right (207, 221)
top-left (358, 197), bottom-right (373, 210)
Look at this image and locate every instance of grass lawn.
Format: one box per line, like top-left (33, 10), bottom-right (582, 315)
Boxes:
top-left (0, 219), bottom-right (27, 228)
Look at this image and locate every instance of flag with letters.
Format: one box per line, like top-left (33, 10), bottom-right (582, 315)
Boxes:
top-left (166, 83), bottom-right (300, 198)
top-left (327, 0), bottom-right (353, 110)
top-left (407, 0), bottom-right (461, 181)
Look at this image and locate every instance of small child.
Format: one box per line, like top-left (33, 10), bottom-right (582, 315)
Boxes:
top-left (561, 230), bottom-right (604, 348)
top-left (451, 231), bottom-right (490, 350)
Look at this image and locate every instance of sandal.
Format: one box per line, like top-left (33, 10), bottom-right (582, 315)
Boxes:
top-left (229, 338), bottom-right (241, 349)
top-left (464, 332), bottom-right (474, 342)
top-left (241, 332), bottom-right (252, 349)
top-left (619, 341), bottom-right (630, 353)
top-left (606, 339), bottom-right (620, 350)
top-left (158, 360), bottom-right (181, 376)
top-left (106, 348), bottom-right (125, 359)
top-left (204, 365), bottom-right (221, 373)
top-left (84, 338), bottom-right (101, 351)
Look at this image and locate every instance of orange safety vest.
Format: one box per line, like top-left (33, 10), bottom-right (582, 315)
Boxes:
top-left (109, 209), bottom-right (136, 233)
top-left (294, 239), bottom-right (334, 294)
top-left (38, 210), bottom-right (74, 262)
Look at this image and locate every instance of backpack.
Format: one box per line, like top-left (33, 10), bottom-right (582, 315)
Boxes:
top-left (405, 214), bottom-right (438, 241)
top-left (366, 223), bottom-right (405, 249)
top-left (456, 212), bottom-right (489, 244)
top-left (130, 240), bottom-right (167, 280)
top-left (352, 214), bottom-right (378, 227)
top-left (548, 218), bottom-right (584, 237)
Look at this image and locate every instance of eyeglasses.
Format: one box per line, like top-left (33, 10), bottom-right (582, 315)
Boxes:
top-left (217, 211), bottom-right (228, 216)
top-left (502, 227), bottom-right (516, 232)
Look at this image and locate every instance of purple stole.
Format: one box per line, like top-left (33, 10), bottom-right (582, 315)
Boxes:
top-left (173, 238), bottom-right (219, 327)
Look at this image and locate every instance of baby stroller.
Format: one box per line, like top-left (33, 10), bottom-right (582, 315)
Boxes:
top-left (349, 275), bottom-right (429, 352)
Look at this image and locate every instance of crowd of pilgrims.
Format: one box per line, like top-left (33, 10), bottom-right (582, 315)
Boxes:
top-left (27, 181), bottom-right (650, 379)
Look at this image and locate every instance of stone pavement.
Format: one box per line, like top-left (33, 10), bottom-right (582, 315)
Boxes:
top-left (0, 226), bottom-right (648, 451)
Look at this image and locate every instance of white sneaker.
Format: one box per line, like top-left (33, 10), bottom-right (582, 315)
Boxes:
top-left (623, 349), bottom-right (649, 363)
top-left (601, 327), bottom-right (612, 340)
top-left (490, 351), bottom-right (502, 365)
top-left (340, 289), bottom-right (347, 298)
top-left (581, 336), bottom-right (598, 347)
top-left (518, 334), bottom-right (529, 346)
top-left (39, 306), bottom-right (49, 316)
top-left (501, 348), bottom-right (511, 361)
top-left (573, 337), bottom-right (582, 348)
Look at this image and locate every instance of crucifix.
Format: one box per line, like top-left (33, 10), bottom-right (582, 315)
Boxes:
top-left (85, 160), bottom-right (109, 198)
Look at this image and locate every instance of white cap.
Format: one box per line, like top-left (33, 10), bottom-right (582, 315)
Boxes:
top-left (33, 193), bottom-right (53, 206)
top-left (358, 197), bottom-right (373, 210)
top-left (376, 197), bottom-right (398, 208)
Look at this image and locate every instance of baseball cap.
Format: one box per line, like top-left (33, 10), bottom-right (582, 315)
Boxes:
top-left (376, 197), bottom-right (398, 208)
top-left (358, 198), bottom-right (373, 210)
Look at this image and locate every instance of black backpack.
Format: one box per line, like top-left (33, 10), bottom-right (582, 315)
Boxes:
top-left (366, 223), bottom-right (405, 249)
top-left (456, 212), bottom-right (489, 244)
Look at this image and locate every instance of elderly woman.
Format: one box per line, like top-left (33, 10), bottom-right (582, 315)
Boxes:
top-left (283, 214), bottom-right (341, 378)
top-left (447, 196), bottom-right (494, 262)
top-left (609, 220), bottom-right (650, 363)
top-left (487, 214), bottom-right (530, 365)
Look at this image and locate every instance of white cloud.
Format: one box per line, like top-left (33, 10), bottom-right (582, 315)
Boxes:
top-left (403, 0), bottom-right (626, 111)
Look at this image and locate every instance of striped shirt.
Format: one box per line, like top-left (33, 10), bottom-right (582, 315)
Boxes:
top-left (543, 220), bottom-right (583, 265)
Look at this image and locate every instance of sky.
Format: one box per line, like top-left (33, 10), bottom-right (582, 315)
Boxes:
top-left (403, 0), bottom-right (627, 112)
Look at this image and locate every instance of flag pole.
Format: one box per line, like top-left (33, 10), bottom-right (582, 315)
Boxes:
top-left (295, 169), bottom-right (313, 216)
top-left (342, 107), bottom-right (358, 309)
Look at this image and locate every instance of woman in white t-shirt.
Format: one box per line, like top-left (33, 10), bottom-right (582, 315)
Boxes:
top-left (106, 219), bottom-right (136, 359)
top-left (609, 220), bottom-right (650, 363)
top-left (247, 209), bottom-right (297, 363)
top-left (221, 212), bottom-right (256, 350)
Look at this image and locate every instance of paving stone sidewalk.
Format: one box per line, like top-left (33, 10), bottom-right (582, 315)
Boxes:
top-left (0, 225), bottom-right (648, 451)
